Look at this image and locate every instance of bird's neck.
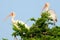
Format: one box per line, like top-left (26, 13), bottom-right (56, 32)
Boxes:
top-left (42, 7), bottom-right (49, 12)
top-left (45, 7), bottom-right (49, 11)
top-left (11, 17), bottom-right (15, 23)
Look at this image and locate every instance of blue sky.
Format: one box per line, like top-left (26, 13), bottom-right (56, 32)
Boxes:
top-left (0, 0), bottom-right (60, 40)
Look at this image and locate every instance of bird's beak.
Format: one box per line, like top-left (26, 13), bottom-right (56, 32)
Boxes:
top-left (42, 4), bottom-right (47, 11)
top-left (42, 6), bottom-right (45, 11)
top-left (3, 14), bottom-right (11, 21)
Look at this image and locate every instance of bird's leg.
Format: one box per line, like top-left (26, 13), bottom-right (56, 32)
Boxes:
top-left (19, 38), bottom-right (22, 40)
top-left (53, 22), bottom-right (56, 26)
top-left (14, 36), bottom-right (18, 40)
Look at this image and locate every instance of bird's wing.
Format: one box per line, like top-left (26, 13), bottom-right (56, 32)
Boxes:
top-left (48, 9), bottom-right (57, 22)
top-left (48, 9), bottom-right (57, 18)
top-left (16, 20), bottom-right (25, 24)
top-left (16, 20), bottom-right (30, 29)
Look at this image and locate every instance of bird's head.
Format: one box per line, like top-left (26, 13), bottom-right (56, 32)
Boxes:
top-left (3, 11), bottom-right (16, 21)
top-left (9, 12), bottom-right (16, 18)
top-left (44, 2), bottom-right (50, 8)
top-left (42, 2), bottom-right (50, 11)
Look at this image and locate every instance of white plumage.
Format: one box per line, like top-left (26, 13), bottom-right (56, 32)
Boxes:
top-left (48, 10), bottom-right (57, 23)
top-left (5, 12), bottom-right (30, 29)
top-left (13, 20), bottom-right (30, 29)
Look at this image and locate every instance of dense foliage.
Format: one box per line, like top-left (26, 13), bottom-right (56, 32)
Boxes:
top-left (12, 11), bottom-right (60, 40)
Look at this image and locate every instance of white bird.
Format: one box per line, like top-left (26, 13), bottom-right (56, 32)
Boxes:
top-left (4, 12), bottom-right (30, 29)
top-left (4, 12), bottom-right (30, 40)
top-left (42, 2), bottom-right (57, 25)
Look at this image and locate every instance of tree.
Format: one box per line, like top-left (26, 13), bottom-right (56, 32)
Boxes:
top-left (11, 11), bottom-right (60, 40)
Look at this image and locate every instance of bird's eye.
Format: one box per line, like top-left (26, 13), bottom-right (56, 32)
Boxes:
top-left (11, 13), bottom-right (14, 16)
